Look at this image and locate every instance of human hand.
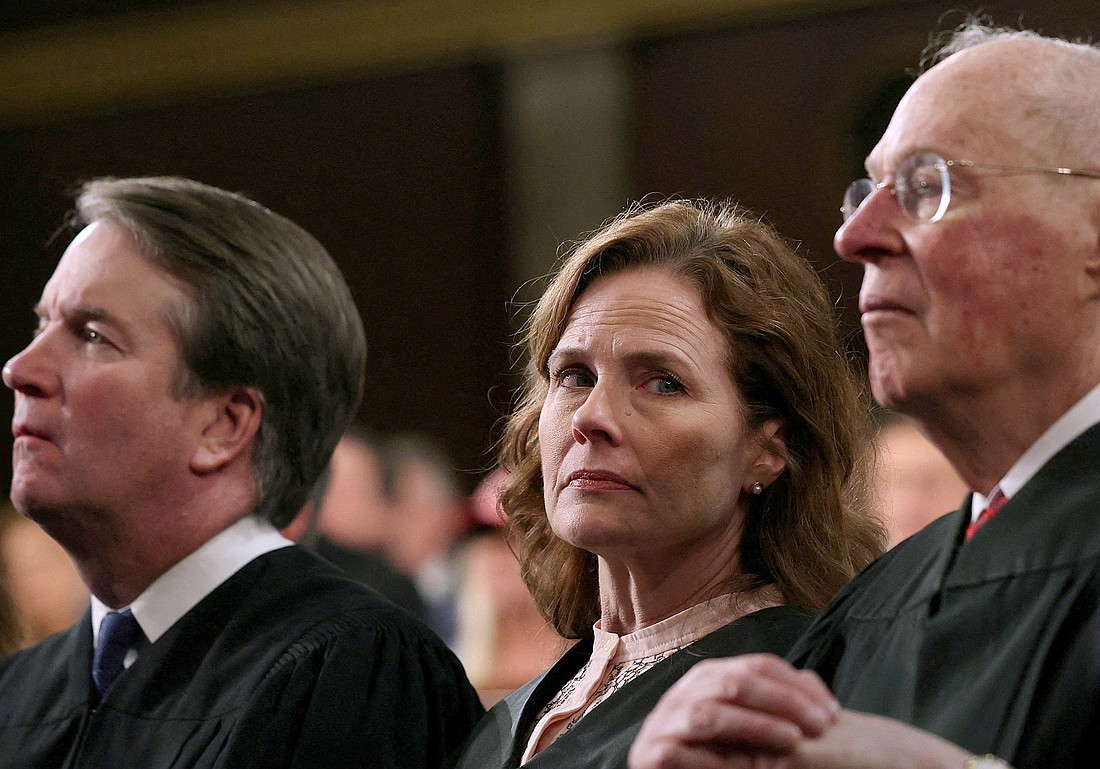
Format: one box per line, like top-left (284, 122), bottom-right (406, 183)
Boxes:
top-left (792, 710), bottom-right (974, 769)
top-left (631, 678), bottom-right (979, 769)
top-left (627, 653), bottom-right (839, 769)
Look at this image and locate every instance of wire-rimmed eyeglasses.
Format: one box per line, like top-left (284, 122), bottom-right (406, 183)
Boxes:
top-left (841, 151), bottom-right (1100, 224)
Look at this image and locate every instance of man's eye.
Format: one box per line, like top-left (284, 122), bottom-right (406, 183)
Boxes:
top-left (908, 175), bottom-right (943, 198)
top-left (83, 328), bottom-right (106, 344)
top-left (897, 158), bottom-right (944, 199)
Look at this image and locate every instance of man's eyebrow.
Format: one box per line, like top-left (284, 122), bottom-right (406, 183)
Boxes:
top-left (33, 304), bottom-right (111, 323)
top-left (72, 307), bottom-right (110, 323)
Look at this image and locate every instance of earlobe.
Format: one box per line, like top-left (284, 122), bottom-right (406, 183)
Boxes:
top-left (1088, 238), bottom-right (1100, 297)
top-left (745, 419), bottom-right (787, 493)
top-left (1086, 201), bottom-right (1100, 297)
top-left (190, 387), bottom-right (262, 474)
top-left (1084, 250), bottom-right (1100, 301)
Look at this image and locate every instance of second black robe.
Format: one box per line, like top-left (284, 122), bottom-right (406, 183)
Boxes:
top-left (452, 604), bottom-right (810, 769)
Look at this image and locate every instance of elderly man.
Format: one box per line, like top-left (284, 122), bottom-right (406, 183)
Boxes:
top-left (0, 177), bottom-right (483, 768)
top-left (628, 20), bottom-right (1100, 769)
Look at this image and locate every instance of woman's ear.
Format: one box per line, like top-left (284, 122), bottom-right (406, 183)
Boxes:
top-left (744, 419), bottom-right (787, 493)
top-left (190, 386), bottom-right (263, 475)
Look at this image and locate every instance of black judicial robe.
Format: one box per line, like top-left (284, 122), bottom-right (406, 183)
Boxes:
top-left (788, 423), bottom-right (1100, 768)
top-left (451, 605), bottom-right (810, 769)
top-left (0, 545), bottom-right (485, 769)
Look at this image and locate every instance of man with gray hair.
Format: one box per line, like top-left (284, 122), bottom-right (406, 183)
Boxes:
top-left (628, 19), bottom-right (1100, 769)
top-left (0, 176), bottom-right (483, 768)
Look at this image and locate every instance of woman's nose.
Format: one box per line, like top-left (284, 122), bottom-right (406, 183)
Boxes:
top-left (570, 383), bottom-right (624, 446)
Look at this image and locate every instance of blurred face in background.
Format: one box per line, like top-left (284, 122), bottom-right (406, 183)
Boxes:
top-left (315, 436), bottom-right (390, 551)
top-left (0, 512), bottom-right (88, 645)
top-left (874, 418), bottom-right (968, 547)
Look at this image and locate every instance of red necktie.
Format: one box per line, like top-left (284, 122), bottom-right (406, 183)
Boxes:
top-left (965, 491), bottom-right (1008, 542)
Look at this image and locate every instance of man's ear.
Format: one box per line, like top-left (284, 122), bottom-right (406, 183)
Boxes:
top-left (1085, 196), bottom-right (1100, 298)
top-left (1086, 249), bottom-right (1100, 301)
top-left (744, 419), bottom-right (787, 493)
top-left (190, 386), bottom-right (263, 475)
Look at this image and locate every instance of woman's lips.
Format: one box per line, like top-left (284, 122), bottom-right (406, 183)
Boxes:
top-left (565, 470), bottom-right (636, 491)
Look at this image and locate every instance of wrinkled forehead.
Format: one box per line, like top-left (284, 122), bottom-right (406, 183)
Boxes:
top-left (868, 39), bottom-right (1070, 174)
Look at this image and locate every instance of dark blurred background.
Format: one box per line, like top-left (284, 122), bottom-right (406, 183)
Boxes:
top-left (1, 0), bottom-right (1097, 495)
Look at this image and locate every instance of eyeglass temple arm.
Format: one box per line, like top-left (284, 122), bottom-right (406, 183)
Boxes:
top-left (950, 159), bottom-right (1100, 179)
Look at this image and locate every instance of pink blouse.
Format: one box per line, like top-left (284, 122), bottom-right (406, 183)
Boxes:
top-left (521, 593), bottom-right (765, 763)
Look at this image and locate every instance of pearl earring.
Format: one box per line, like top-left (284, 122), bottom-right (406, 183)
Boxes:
top-left (750, 482), bottom-right (764, 495)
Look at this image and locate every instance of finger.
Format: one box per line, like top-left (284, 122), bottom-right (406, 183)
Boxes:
top-left (687, 657), bottom-right (838, 736)
top-left (719, 671), bottom-right (834, 737)
top-left (725, 655), bottom-right (837, 709)
top-left (628, 736), bottom-right (793, 769)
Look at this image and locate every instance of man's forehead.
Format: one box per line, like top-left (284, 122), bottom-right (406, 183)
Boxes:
top-left (38, 218), bottom-right (188, 318)
top-left (866, 43), bottom-right (1050, 173)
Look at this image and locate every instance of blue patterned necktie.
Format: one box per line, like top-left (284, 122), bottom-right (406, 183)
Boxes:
top-left (92, 609), bottom-right (141, 697)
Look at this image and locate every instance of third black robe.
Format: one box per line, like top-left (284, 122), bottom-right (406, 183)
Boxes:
top-left (788, 423), bottom-right (1100, 768)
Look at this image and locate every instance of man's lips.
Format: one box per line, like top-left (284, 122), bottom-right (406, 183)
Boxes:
top-left (12, 423), bottom-right (52, 442)
top-left (859, 297), bottom-right (914, 316)
top-left (564, 470), bottom-right (636, 490)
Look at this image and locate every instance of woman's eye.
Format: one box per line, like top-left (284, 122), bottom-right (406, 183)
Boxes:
top-left (648, 374), bottom-right (684, 394)
top-left (553, 368), bottom-right (595, 388)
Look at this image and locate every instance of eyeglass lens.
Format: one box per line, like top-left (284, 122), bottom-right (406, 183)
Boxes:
top-left (841, 152), bottom-right (952, 223)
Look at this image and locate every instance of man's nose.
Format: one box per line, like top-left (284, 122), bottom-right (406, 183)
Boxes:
top-left (835, 184), bottom-right (906, 266)
top-left (3, 332), bottom-right (59, 398)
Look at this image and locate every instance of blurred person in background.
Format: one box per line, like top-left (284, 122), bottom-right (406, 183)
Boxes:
top-left (453, 468), bottom-right (568, 706)
top-left (0, 502), bottom-right (87, 649)
top-left (383, 432), bottom-right (471, 645)
top-left (873, 412), bottom-right (967, 547)
top-left (451, 199), bottom-right (884, 768)
top-left (283, 427), bottom-right (426, 619)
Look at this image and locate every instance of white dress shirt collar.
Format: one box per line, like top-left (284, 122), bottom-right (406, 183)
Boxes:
top-left (91, 516), bottom-right (293, 645)
top-left (972, 383), bottom-right (1100, 519)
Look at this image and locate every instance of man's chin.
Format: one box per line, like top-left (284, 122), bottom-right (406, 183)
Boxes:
top-left (868, 366), bottom-right (910, 412)
top-left (9, 486), bottom-right (64, 525)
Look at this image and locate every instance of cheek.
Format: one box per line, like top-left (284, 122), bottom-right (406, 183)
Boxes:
top-left (958, 214), bottom-right (1065, 285)
top-left (915, 229), bottom-right (1011, 327)
top-left (67, 379), bottom-right (134, 442)
top-left (538, 401), bottom-right (568, 503)
top-left (644, 426), bottom-right (740, 502)
top-left (538, 396), bottom-right (574, 457)
top-left (69, 375), bottom-right (180, 455)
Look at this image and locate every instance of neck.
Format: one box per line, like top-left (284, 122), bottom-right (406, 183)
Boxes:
top-left (909, 377), bottom-right (1098, 495)
top-left (595, 551), bottom-right (778, 636)
top-left (46, 482), bottom-right (256, 609)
